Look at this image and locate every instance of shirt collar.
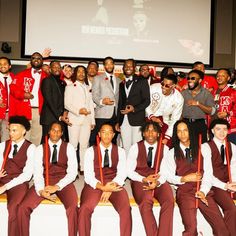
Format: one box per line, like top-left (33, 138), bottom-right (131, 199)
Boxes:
top-left (213, 137), bottom-right (225, 147)
top-left (48, 139), bottom-right (62, 147)
top-left (180, 142), bottom-right (190, 152)
top-left (99, 142), bottom-right (112, 152)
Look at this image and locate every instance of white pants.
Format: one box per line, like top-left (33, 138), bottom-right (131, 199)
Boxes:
top-left (25, 108), bottom-right (42, 146)
top-left (68, 123), bottom-right (91, 171)
top-left (120, 115), bottom-right (142, 155)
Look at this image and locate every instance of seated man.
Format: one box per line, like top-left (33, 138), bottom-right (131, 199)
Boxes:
top-left (127, 121), bottom-right (174, 236)
top-left (202, 118), bottom-right (236, 235)
top-left (163, 120), bottom-right (229, 236)
top-left (78, 123), bottom-right (132, 236)
top-left (18, 121), bottom-right (78, 236)
top-left (0, 116), bottom-right (35, 236)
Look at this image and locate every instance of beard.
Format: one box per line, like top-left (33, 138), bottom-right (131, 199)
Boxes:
top-left (188, 81), bottom-right (199, 90)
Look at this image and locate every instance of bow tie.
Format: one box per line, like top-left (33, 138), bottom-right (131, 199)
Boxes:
top-left (126, 79), bottom-right (133, 89)
top-left (33, 69), bottom-right (42, 74)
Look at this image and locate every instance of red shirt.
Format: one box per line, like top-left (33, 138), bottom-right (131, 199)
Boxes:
top-left (201, 75), bottom-right (218, 95)
top-left (215, 85), bottom-right (236, 133)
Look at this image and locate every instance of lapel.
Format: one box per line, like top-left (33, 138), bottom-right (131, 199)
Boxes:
top-left (127, 75), bottom-right (139, 99)
top-left (102, 73), bottom-right (114, 94)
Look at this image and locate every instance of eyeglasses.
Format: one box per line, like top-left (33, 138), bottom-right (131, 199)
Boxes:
top-left (187, 77), bottom-right (198, 81)
top-left (161, 81), bottom-right (173, 88)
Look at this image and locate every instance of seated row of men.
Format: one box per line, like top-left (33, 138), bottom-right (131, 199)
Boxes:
top-left (0, 116), bottom-right (236, 236)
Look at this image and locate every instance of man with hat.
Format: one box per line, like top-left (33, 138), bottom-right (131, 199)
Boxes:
top-left (0, 115), bottom-right (35, 236)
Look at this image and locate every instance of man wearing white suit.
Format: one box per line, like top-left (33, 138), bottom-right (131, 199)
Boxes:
top-left (92, 57), bottom-right (121, 144)
top-left (65, 65), bottom-right (95, 172)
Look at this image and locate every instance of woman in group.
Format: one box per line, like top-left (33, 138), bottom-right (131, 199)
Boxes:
top-left (64, 65), bottom-right (95, 173)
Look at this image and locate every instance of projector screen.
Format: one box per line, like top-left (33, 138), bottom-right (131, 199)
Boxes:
top-left (22, 0), bottom-right (213, 65)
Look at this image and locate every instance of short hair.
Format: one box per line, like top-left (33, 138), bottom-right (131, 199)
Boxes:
top-left (139, 64), bottom-right (149, 72)
top-left (9, 116), bottom-right (31, 131)
top-left (49, 60), bottom-right (60, 67)
top-left (160, 66), bottom-right (174, 81)
top-left (216, 68), bottom-right (231, 77)
top-left (193, 61), bottom-right (204, 68)
top-left (141, 121), bottom-right (161, 134)
top-left (188, 69), bottom-right (204, 80)
top-left (0, 56), bottom-right (11, 66)
top-left (71, 65), bottom-right (88, 85)
top-left (99, 122), bottom-right (115, 133)
top-left (87, 60), bottom-right (99, 69)
top-left (123, 58), bottom-right (136, 68)
top-left (209, 118), bottom-right (230, 130)
top-left (48, 121), bottom-right (64, 132)
top-left (103, 56), bottom-right (114, 65)
top-left (163, 74), bottom-right (178, 84)
top-left (62, 64), bottom-right (73, 70)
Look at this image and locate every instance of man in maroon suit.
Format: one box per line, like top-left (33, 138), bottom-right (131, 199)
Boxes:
top-left (78, 123), bottom-right (132, 236)
top-left (164, 120), bottom-right (229, 236)
top-left (10, 52), bottom-right (48, 145)
top-left (18, 121), bottom-right (78, 236)
top-left (0, 116), bottom-right (35, 236)
top-left (127, 121), bottom-right (174, 236)
top-left (202, 118), bottom-right (236, 235)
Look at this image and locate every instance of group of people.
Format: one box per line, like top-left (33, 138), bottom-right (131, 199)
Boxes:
top-left (0, 52), bottom-right (236, 236)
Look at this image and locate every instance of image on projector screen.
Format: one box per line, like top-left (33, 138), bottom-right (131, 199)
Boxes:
top-left (23, 0), bottom-right (212, 65)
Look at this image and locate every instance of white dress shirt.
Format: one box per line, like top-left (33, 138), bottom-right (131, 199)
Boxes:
top-left (84, 143), bottom-right (127, 189)
top-left (162, 143), bottom-right (213, 195)
top-left (127, 141), bottom-right (167, 185)
top-left (33, 139), bottom-right (78, 194)
top-left (0, 139), bottom-right (35, 190)
top-left (146, 83), bottom-right (184, 139)
top-left (201, 137), bottom-right (236, 190)
top-left (30, 68), bottom-right (41, 107)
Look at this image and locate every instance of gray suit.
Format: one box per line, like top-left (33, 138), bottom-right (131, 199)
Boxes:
top-left (92, 73), bottom-right (121, 119)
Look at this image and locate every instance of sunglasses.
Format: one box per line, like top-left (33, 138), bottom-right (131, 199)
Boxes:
top-left (187, 77), bottom-right (198, 81)
top-left (161, 81), bottom-right (173, 88)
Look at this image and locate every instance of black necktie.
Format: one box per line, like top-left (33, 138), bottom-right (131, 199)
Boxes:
top-left (185, 148), bottom-right (192, 162)
top-left (3, 77), bottom-right (8, 109)
top-left (220, 144), bottom-right (225, 163)
top-left (52, 144), bottom-right (57, 164)
top-left (110, 75), bottom-right (114, 89)
top-left (126, 79), bottom-right (133, 89)
top-left (12, 144), bottom-right (18, 156)
top-left (104, 149), bottom-right (109, 168)
top-left (147, 147), bottom-right (154, 167)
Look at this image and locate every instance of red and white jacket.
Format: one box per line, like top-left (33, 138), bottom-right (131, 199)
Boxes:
top-left (214, 85), bottom-right (236, 134)
top-left (9, 68), bottom-right (47, 120)
top-left (0, 72), bottom-right (14, 119)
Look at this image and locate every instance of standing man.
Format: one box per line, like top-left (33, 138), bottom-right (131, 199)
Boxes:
top-left (40, 60), bottom-right (69, 142)
top-left (18, 121), bottom-right (78, 236)
top-left (201, 119), bottom-right (236, 235)
top-left (116, 59), bottom-right (150, 154)
top-left (0, 116), bottom-right (35, 236)
top-left (146, 74), bottom-right (184, 146)
top-left (0, 57), bottom-right (14, 141)
top-left (87, 60), bottom-right (99, 90)
top-left (193, 61), bottom-right (218, 95)
top-left (139, 64), bottom-right (159, 85)
top-left (78, 123), bottom-right (132, 236)
top-left (163, 120), bottom-right (229, 236)
top-left (214, 68), bottom-right (236, 144)
top-left (127, 121), bottom-right (174, 236)
top-left (181, 69), bottom-right (216, 143)
top-left (92, 56), bottom-right (121, 144)
top-left (10, 52), bottom-right (48, 145)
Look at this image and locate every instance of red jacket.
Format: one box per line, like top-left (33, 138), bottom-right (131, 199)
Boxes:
top-left (0, 72), bottom-right (15, 119)
top-left (215, 85), bottom-right (236, 133)
top-left (9, 69), bottom-right (47, 120)
top-left (201, 75), bottom-right (218, 95)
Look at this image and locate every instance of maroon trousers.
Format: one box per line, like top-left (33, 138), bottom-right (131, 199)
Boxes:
top-left (78, 184), bottom-right (132, 236)
top-left (4, 183), bottom-right (29, 236)
top-left (18, 184), bottom-right (78, 236)
top-left (176, 188), bottom-right (230, 236)
top-left (131, 181), bottom-right (174, 236)
top-left (212, 187), bottom-right (236, 235)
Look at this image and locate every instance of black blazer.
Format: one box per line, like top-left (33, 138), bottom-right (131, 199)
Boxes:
top-left (117, 75), bottom-right (150, 126)
top-left (40, 75), bottom-right (65, 125)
